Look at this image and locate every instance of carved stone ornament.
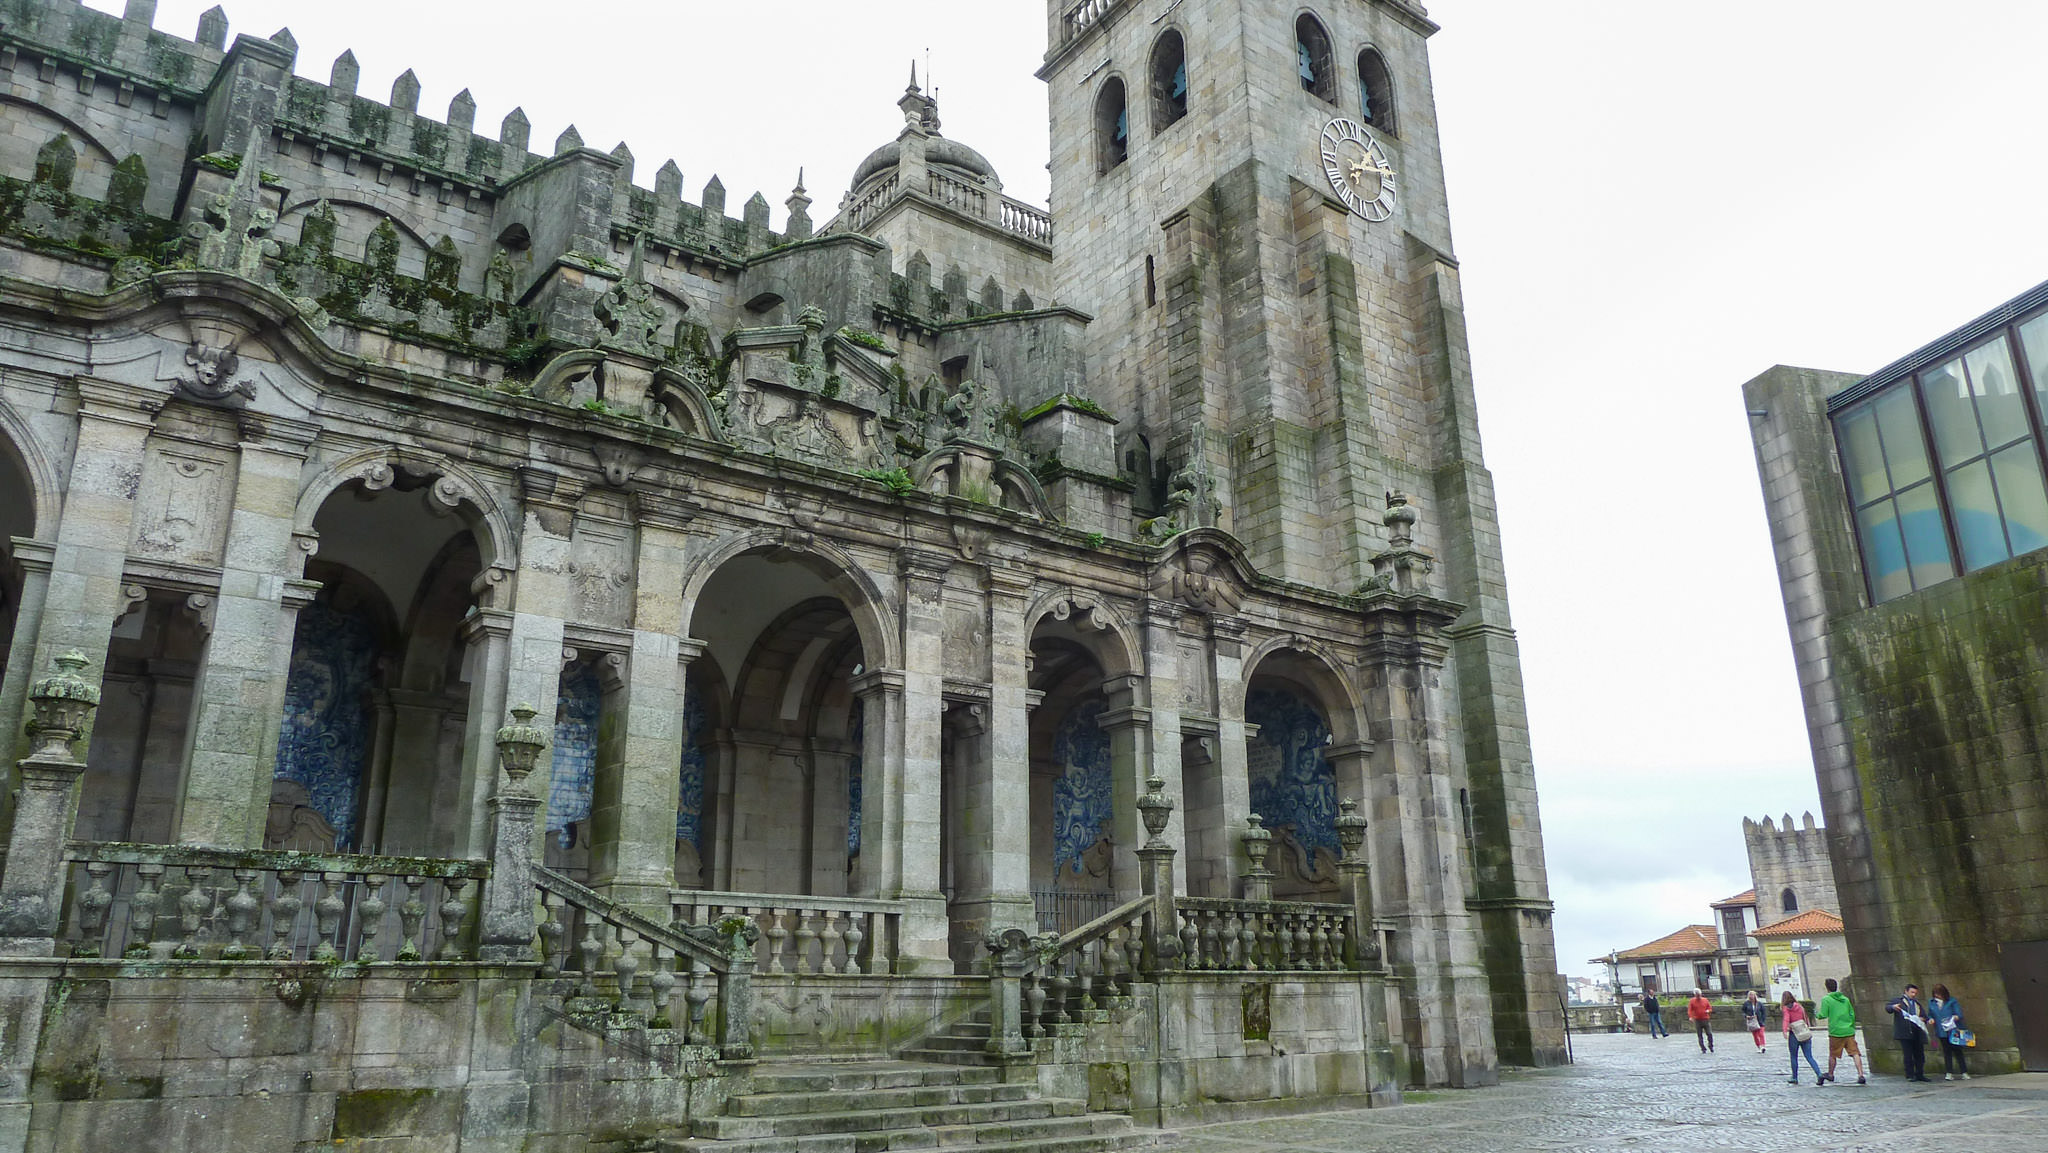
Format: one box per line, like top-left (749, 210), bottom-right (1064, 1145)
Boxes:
top-left (171, 337), bottom-right (257, 405)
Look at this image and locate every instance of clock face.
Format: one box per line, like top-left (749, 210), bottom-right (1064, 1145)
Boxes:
top-left (1319, 117), bottom-right (1397, 222)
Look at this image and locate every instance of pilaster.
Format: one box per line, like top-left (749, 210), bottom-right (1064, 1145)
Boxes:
top-left (891, 547), bottom-right (952, 973)
top-left (979, 564), bottom-right (1036, 932)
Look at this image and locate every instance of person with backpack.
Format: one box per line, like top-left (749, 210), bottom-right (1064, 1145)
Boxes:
top-left (1688, 989), bottom-right (1716, 1053)
top-left (1815, 977), bottom-right (1867, 1085)
top-left (1743, 990), bottom-right (1769, 1053)
top-left (1782, 991), bottom-right (1825, 1084)
top-left (1930, 984), bottom-right (1971, 1081)
top-left (1641, 988), bottom-right (1668, 1038)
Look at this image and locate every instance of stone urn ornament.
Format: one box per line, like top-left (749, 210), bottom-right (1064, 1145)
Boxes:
top-left (494, 703), bottom-right (550, 791)
top-left (1335, 797), bottom-right (1368, 859)
top-left (26, 650), bottom-right (100, 758)
top-left (1137, 774), bottom-right (1174, 847)
top-left (1241, 813), bottom-right (1273, 874)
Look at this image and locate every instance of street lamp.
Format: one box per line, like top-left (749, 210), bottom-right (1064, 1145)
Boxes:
top-left (1791, 937), bottom-right (1820, 1001)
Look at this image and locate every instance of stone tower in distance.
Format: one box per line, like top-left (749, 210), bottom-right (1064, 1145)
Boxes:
top-left (1040, 0), bottom-right (1566, 1074)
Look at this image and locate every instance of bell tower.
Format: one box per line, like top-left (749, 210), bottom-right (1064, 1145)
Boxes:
top-left (1040, 0), bottom-right (1567, 1077)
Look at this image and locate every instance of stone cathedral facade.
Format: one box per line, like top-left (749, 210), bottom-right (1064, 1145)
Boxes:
top-left (0, 0), bottom-right (1561, 1146)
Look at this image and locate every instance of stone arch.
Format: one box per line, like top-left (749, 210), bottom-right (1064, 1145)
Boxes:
top-left (0, 395), bottom-right (63, 540)
top-left (679, 530), bottom-right (900, 675)
top-left (1238, 634), bottom-right (1365, 746)
top-left (650, 365), bottom-right (727, 441)
top-left (1239, 636), bottom-right (1362, 898)
top-left (279, 195), bottom-right (436, 280)
top-left (1094, 75), bottom-right (1130, 172)
top-left (1150, 27), bottom-right (1189, 131)
top-left (1356, 45), bottom-right (1398, 134)
top-left (294, 446), bottom-right (517, 575)
top-left (1295, 11), bottom-right (1338, 104)
top-left (0, 96), bottom-right (121, 198)
top-left (1023, 587), bottom-right (1142, 682)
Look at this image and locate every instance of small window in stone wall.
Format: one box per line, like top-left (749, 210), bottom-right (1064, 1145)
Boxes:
top-left (1096, 78), bottom-right (1130, 172)
top-left (1296, 14), bottom-right (1336, 104)
top-left (1782, 887), bottom-right (1798, 914)
top-left (1151, 30), bottom-right (1188, 131)
top-left (1357, 47), bottom-right (1396, 134)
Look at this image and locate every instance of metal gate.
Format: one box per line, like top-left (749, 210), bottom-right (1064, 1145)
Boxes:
top-left (2000, 939), bottom-right (2048, 1070)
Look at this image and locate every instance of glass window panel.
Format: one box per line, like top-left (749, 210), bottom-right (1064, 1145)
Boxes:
top-left (2020, 312), bottom-right (2048, 403)
top-left (1966, 337), bottom-right (2029, 450)
top-left (1921, 359), bottom-right (1983, 464)
top-left (1856, 499), bottom-right (1912, 602)
top-left (1894, 483), bottom-right (1954, 588)
top-left (1874, 388), bottom-right (1931, 488)
top-left (1990, 443), bottom-right (2048, 558)
top-left (1837, 407), bottom-right (1889, 506)
top-left (1946, 459), bottom-right (2011, 571)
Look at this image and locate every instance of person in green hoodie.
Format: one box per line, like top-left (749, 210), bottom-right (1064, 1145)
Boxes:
top-left (1815, 977), bottom-right (1867, 1085)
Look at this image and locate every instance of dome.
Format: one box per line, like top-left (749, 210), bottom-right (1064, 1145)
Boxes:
top-left (851, 135), bottom-right (1001, 191)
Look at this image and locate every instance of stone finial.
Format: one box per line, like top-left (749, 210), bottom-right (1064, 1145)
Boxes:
top-left (330, 49), bottom-right (359, 94)
top-left (500, 107), bottom-right (530, 149)
top-left (785, 172), bottom-right (813, 240)
top-left (390, 69), bottom-right (420, 113)
top-left (195, 5), bottom-right (227, 50)
top-left (268, 26), bottom-right (295, 52)
top-left (1012, 289), bottom-right (1034, 310)
top-left (26, 651), bottom-right (100, 760)
top-left (1384, 491), bottom-right (1417, 546)
top-left (447, 88), bottom-right (476, 132)
top-left (1137, 775), bottom-right (1173, 847)
top-left (702, 175), bottom-right (725, 213)
top-left (743, 191), bottom-right (770, 230)
top-left (609, 142), bottom-right (634, 184)
top-left (1241, 814), bottom-right (1273, 873)
top-left (123, 0), bottom-right (157, 24)
top-left (906, 249), bottom-right (931, 288)
top-left (553, 124), bottom-right (582, 155)
top-left (1335, 797), bottom-right (1368, 857)
top-left (494, 703), bottom-right (550, 789)
top-left (1803, 812), bottom-right (1817, 830)
top-left (655, 159), bottom-right (682, 201)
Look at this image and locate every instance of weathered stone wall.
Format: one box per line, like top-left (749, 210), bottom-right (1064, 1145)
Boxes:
top-left (1744, 813), bottom-right (1841, 924)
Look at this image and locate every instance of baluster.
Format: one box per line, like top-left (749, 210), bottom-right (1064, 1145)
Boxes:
top-left (1315, 913), bottom-right (1336, 970)
top-left (820, 911), bottom-right (846, 974)
top-left (844, 912), bottom-right (867, 976)
top-left (1179, 911), bottom-right (1201, 970)
top-left (793, 910), bottom-right (819, 975)
top-left (648, 946), bottom-right (675, 1028)
top-left (396, 876), bottom-right (427, 962)
top-left (613, 926), bottom-right (640, 1008)
top-left (127, 862), bottom-right (164, 958)
top-left (685, 960), bottom-right (712, 1045)
top-left (537, 895), bottom-right (567, 975)
top-left (355, 874), bottom-right (389, 962)
top-left (436, 877), bottom-right (470, 961)
top-left (71, 861), bottom-right (115, 958)
top-left (175, 865), bottom-right (216, 959)
top-left (1275, 910), bottom-right (1295, 968)
top-left (1102, 927), bottom-right (1128, 997)
top-left (312, 871), bottom-right (346, 962)
top-left (1238, 910), bottom-right (1259, 972)
top-left (1078, 941), bottom-right (1098, 1013)
top-left (265, 870), bottom-right (302, 960)
top-left (1293, 913), bottom-right (1314, 970)
top-left (221, 869), bottom-right (260, 960)
top-left (1024, 972), bottom-right (1047, 1039)
top-left (576, 915), bottom-right (604, 999)
top-left (763, 908), bottom-right (789, 975)
top-left (1048, 968), bottom-right (1072, 1024)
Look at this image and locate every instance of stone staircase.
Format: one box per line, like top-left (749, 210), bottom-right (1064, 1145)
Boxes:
top-left (897, 1011), bottom-right (998, 1067)
top-left (656, 1060), bottom-right (1162, 1153)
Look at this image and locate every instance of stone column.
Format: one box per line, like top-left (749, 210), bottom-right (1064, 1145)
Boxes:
top-left (177, 417), bottom-right (319, 847)
top-left (0, 539), bottom-right (54, 843)
top-left (849, 670), bottom-right (905, 899)
top-left (891, 547), bottom-right (951, 973)
top-left (588, 494), bottom-right (697, 915)
top-left (19, 379), bottom-right (158, 761)
top-left (1135, 775), bottom-right (1181, 971)
top-left (478, 704), bottom-right (547, 963)
top-left (1096, 674), bottom-right (1149, 901)
top-left (939, 702), bottom-right (988, 963)
top-left (979, 565), bottom-right (1036, 931)
top-left (454, 605), bottom-right (513, 858)
top-left (0, 652), bottom-right (99, 955)
top-left (1139, 601), bottom-right (1187, 894)
top-left (983, 928), bottom-right (1034, 1059)
top-left (1334, 798), bottom-right (1379, 970)
top-left (1206, 616), bottom-right (1252, 896)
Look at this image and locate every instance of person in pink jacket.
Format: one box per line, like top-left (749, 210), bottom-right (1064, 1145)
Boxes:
top-left (1782, 991), bottom-right (1825, 1085)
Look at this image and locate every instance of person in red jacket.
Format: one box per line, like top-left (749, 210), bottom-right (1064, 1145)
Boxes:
top-left (1688, 990), bottom-right (1717, 1053)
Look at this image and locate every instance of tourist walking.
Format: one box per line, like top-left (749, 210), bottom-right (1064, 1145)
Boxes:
top-left (1642, 989), bottom-right (1668, 1038)
top-left (1688, 989), bottom-right (1716, 1053)
top-left (1743, 990), bottom-right (1768, 1053)
top-left (1930, 984), bottom-right (1971, 1081)
top-left (1815, 978), bottom-right (1867, 1085)
top-left (1887, 983), bottom-right (1933, 1082)
top-left (1782, 991), bottom-right (1825, 1084)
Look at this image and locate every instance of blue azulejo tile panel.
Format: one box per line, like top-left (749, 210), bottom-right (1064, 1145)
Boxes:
top-left (676, 682), bottom-right (707, 847)
top-left (546, 661), bottom-right (603, 848)
top-left (1052, 697), bottom-right (1112, 875)
top-left (847, 700), bottom-right (864, 858)
top-left (275, 597), bottom-right (379, 848)
top-left (1244, 686), bottom-right (1337, 851)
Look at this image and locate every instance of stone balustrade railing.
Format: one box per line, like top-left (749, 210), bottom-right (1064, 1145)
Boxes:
top-left (926, 169), bottom-right (990, 219)
top-left (1059, 0), bottom-right (1128, 45)
top-left (1175, 897), bottom-right (1355, 972)
top-left (840, 174), bottom-right (899, 234)
top-left (671, 889), bottom-right (901, 977)
top-left (536, 866), bottom-right (758, 1060)
top-left (59, 842), bottom-right (487, 963)
top-left (999, 198), bottom-right (1053, 246)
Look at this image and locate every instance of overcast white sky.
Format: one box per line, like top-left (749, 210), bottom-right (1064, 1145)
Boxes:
top-left (116, 0), bottom-right (2048, 978)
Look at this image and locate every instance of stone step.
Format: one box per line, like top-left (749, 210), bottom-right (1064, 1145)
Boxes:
top-left (893, 1047), bottom-right (1000, 1067)
top-left (727, 1082), bottom-right (1032, 1117)
top-left (657, 1113), bottom-right (1154, 1153)
top-left (915, 1033), bottom-right (993, 1052)
top-left (693, 1098), bottom-right (1083, 1141)
top-left (746, 1063), bottom-right (1002, 1094)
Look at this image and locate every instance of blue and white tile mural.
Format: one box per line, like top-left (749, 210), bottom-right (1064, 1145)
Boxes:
top-left (546, 661), bottom-right (603, 848)
top-left (675, 681), bottom-right (707, 847)
top-left (847, 700), bottom-right (864, 858)
top-left (274, 597), bottom-right (379, 848)
top-left (1244, 686), bottom-right (1337, 851)
top-left (1052, 698), bottom-right (1113, 875)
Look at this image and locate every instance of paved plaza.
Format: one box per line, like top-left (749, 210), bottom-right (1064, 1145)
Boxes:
top-left (1164, 1032), bottom-right (2048, 1152)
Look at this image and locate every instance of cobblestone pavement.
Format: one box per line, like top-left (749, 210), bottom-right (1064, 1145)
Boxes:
top-left (1162, 1032), bottom-right (2048, 1152)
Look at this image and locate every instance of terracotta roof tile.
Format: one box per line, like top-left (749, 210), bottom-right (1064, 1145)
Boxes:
top-left (1752, 909), bottom-right (1845, 939)
top-left (1613, 924), bottom-right (1719, 961)
top-left (1711, 889), bottom-right (1758, 908)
